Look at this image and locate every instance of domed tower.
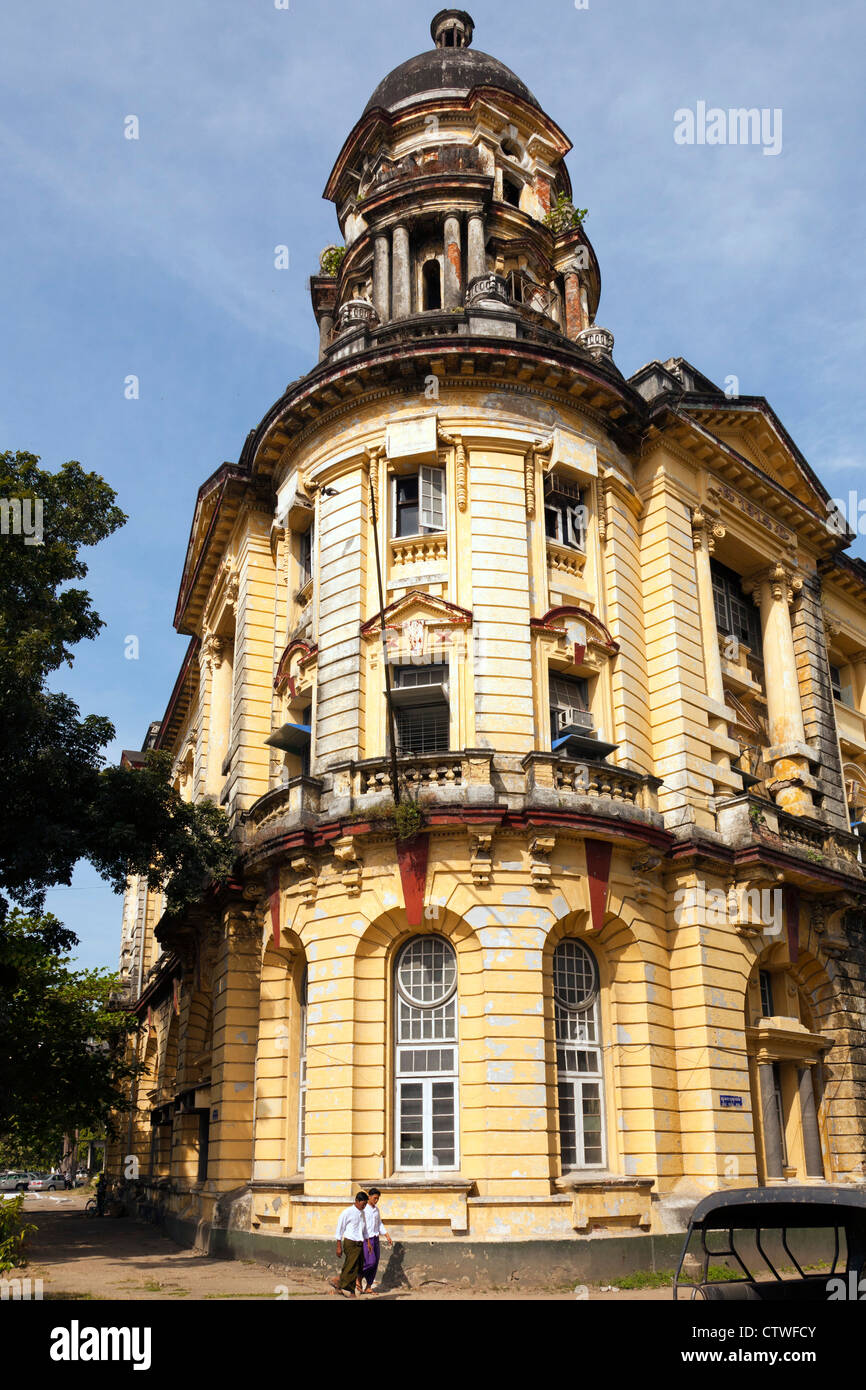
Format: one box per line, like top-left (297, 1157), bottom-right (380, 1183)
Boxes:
top-left (117, 8), bottom-right (866, 1271)
top-left (310, 9), bottom-right (604, 361)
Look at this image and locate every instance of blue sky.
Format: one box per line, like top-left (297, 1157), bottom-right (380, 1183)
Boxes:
top-left (1, 0), bottom-right (864, 971)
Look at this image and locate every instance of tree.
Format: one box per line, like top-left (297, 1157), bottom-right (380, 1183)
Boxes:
top-left (0, 912), bottom-right (137, 1161)
top-left (0, 450), bottom-right (235, 1152)
top-left (0, 450), bottom-right (236, 919)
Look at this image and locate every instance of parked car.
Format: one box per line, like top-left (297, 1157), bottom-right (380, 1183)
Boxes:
top-left (0, 1171), bottom-right (38, 1192)
top-left (27, 1173), bottom-right (69, 1192)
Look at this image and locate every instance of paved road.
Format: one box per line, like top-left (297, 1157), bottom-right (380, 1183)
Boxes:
top-left (9, 1190), bottom-right (668, 1301)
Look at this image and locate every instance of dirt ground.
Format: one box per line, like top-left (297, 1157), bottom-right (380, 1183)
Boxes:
top-left (9, 1190), bottom-right (669, 1301)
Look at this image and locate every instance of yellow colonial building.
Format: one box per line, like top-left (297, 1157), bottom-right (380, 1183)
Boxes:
top-left (108, 11), bottom-right (866, 1277)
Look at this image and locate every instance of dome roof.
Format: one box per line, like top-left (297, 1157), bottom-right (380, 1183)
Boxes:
top-left (364, 14), bottom-right (540, 116)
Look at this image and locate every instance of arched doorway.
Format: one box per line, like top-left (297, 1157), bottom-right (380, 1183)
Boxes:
top-left (745, 955), bottom-right (830, 1182)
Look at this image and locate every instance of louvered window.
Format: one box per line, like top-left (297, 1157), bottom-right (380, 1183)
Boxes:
top-left (392, 466), bottom-right (446, 537)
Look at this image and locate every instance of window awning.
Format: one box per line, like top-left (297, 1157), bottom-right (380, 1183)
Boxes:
top-left (389, 681), bottom-right (449, 708)
top-left (264, 722), bottom-right (311, 752)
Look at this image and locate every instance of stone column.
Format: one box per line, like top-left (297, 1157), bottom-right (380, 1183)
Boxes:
top-left (443, 214), bottom-right (462, 309)
top-left (691, 507), bottom-right (731, 781)
top-left (758, 1063), bottom-right (785, 1179)
top-left (563, 267), bottom-right (583, 339)
top-left (467, 213), bottom-right (486, 283)
top-left (798, 1066), bottom-right (824, 1178)
top-left (372, 234), bottom-right (390, 325)
top-left (746, 563), bottom-right (814, 813)
top-left (318, 313), bottom-right (333, 361)
top-left (207, 910), bottom-right (260, 1191)
top-left (392, 224), bottom-right (411, 319)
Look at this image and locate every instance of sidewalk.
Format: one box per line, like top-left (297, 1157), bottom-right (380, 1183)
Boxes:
top-left (10, 1191), bottom-right (668, 1301)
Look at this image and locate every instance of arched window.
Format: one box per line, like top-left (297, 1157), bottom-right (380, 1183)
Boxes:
top-left (422, 259), bottom-right (442, 310)
top-left (297, 966), bottom-right (308, 1171)
top-left (394, 936), bottom-right (458, 1170)
top-left (554, 939), bottom-right (605, 1169)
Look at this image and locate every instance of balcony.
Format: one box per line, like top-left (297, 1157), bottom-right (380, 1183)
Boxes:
top-left (242, 775), bottom-right (324, 844)
top-left (390, 532), bottom-right (448, 576)
top-left (546, 539), bottom-right (587, 583)
top-left (522, 751), bottom-right (662, 819)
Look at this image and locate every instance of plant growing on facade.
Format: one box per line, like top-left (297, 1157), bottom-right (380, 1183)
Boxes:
top-left (543, 192), bottom-right (588, 235)
top-left (319, 245), bottom-right (346, 277)
top-left (393, 799), bottom-right (424, 840)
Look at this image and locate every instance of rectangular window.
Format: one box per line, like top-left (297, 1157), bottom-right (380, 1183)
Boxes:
top-left (759, 969), bottom-right (774, 1019)
top-left (544, 475), bottom-right (586, 551)
top-left (557, 1079), bottom-right (605, 1169)
top-left (711, 560), bottom-right (763, 656)
top-left (549, 672), bottom-right (591, 743)
top-left (396, 1078), bottom-right (458, 1169)
top-left (298, 527), bottom-right (313, 587)
top-left (392, 466), bottom-right (446, 537)
top-left (394, 707), bottom-right (448, 754)
top-left (392, 663), bottom-right (450, 754)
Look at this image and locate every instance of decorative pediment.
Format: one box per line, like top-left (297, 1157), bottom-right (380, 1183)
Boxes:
top-left (361, 590), bottom-right (472, 667)
top-left (274, 639), bottom-right (318, 698)
top-left (531, 605), bottom-right (618, 672)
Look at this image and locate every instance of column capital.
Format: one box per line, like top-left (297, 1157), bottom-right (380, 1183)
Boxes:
top-left (743, 562), bottom-right (803, 607)
top-left (690, 504), bottom-right (725, 553)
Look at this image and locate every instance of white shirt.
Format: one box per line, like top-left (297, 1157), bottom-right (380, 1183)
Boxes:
top-left (335, 1204), bottom-right (369, 1243)
top-left (364, 1204), bottom-right (388, 1238)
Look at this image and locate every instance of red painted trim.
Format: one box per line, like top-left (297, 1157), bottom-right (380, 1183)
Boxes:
top-left (584, 839), bottom-right (613, 932)
top-left (396, 834), bottom-right (429, 928)
top-left (274, 640), bottom-right (318, 692)
top-left (360, 591), bottom-right (473, 637)
top-left (267, 869), bottom-right (281, 949)
top-left (530, 605), bottom-right (619, 654)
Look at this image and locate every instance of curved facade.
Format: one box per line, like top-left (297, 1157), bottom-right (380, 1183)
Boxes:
top-left (109, 11), bottom-right (866, 1262)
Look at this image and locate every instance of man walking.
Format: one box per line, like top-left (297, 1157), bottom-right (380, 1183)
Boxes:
top-left (331, 1191), bottom-right (369, 1298)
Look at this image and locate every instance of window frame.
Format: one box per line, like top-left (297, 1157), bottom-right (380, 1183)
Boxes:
top-left (548, 671), bottom-right (592, 743)
top-left (393, 936), bottom-right (460, 1173)
top-left (553, 939), bottom-right (607, 1173)
top-left (391, 662), bottom-right (450, 755)
top-left (710, 560), bottom-right (763, 657)
top-left (297, 965), bottom-right (308, 1171)
top-left (391, 465), bottom-right (447, 539)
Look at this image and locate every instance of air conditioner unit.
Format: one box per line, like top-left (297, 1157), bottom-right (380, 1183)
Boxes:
top-left (556, 708), bottom-right (594, 733)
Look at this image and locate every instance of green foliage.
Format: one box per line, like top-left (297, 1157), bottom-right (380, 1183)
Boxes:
top-left (319, 246), bottom-right (346, 277)
top-left (0, 450), bottom-right (236, 918)
top-left (543, 192), bottom-right (588, 235)
top-left (0, 1196), bottom-right (36, 1274)
top-left (0, 911), bottom-right (139, 1158)
top-left (749, 804), bottom-right (766, 827)
top-left (393, 800), bottom-right (424, 841)
top-left (356, 796), bottom-right (425, 841)
top-left (615, 1268), bottom-right (674, 1289)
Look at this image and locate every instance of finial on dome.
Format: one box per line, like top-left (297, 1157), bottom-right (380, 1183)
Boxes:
top-left (431, 10), bottom-right (474, 49)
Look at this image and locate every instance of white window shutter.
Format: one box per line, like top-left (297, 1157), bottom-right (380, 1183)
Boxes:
top-left (419, 465), bottom-right (446, 532)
